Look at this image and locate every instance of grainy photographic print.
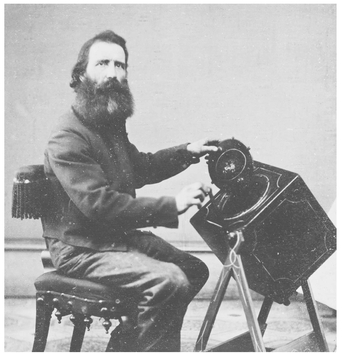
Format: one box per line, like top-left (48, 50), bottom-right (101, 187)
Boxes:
top-left (4, 4), bottom-right (336, 352)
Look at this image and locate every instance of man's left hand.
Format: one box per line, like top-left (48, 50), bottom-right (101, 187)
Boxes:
top-left (187, 138), bottom-right (219, 157)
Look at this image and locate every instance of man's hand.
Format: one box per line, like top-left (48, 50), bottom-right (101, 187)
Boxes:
top-left (175, 182), bottom-right (211, 215)
top-left (187, 138), bottom-right (219, 157)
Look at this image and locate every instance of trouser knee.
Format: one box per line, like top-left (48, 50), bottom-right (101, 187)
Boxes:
top-left (197, 259), bottom-right (210, 288)
top-left (178, 255), bottom-right (210, 297)
top-left (162, 263), bottom-right (193, 300)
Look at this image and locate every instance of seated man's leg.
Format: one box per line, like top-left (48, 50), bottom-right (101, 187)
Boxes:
top-left (47, 235), bottom-right (209, 352)
top-left (125, 231), bottom-right (209, 301)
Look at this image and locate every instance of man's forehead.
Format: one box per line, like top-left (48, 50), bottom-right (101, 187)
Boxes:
top-left (88, 41), bottom-right (126, 62)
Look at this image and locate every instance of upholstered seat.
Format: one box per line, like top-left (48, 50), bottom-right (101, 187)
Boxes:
top-left (12, 165), bottom-right (128, 352)
top-left (34, 271), bottom-right (124, 302)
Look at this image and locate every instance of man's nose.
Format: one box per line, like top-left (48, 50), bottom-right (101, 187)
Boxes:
top-left (106, 61), bottom-right (117, 79)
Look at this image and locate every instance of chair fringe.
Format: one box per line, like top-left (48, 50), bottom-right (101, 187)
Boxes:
top-left (12, 177), bottom-right (51, 220)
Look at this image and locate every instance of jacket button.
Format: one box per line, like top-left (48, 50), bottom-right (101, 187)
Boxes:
top-left (111, 243), bottom-right (115, 247)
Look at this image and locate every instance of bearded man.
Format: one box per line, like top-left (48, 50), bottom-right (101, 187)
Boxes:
top-left (43, 30), bottom-right (218, 352)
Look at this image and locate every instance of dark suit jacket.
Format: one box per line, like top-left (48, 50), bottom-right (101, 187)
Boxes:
top-left (42, 108), bottom-right (196, 251)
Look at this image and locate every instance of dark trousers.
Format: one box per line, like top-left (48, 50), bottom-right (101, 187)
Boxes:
top-left (47, 232), bottom-right (209, 351)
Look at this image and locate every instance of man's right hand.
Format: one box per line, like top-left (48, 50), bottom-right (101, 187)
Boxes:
top-left (175, 182), bottom-right (211, 215)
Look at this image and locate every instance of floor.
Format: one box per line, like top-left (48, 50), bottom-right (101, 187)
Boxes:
top-left (4, 295), bottom-right (336, 352)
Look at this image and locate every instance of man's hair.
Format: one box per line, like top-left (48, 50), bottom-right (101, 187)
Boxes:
top-left (70, 30), bottom-right (129, 89)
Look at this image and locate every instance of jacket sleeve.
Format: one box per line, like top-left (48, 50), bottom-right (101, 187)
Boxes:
top-left (127, 141), bottom-right (200, 189)
top-left (46, 128), bottom-right (181, 230)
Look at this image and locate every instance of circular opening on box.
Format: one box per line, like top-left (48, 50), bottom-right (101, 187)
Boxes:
top-left (215, 174), bottom-right (270, 219)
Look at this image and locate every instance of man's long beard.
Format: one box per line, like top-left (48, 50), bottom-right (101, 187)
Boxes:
top-left (73, 76), bottom-right (134, 130)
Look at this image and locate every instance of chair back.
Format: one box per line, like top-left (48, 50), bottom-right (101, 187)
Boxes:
top-left (12, 165), bottom-right (52, 220)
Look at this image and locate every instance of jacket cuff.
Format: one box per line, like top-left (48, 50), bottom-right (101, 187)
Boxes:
top-left (177, 143), bottom-right (200, 168)
top-left (155, 196), bottom-right (179, 228)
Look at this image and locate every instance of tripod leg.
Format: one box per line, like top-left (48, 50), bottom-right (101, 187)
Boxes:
top-left (302, 279), bottom-right (329, 352)
top-left (257, 297), bottom-right (273, 327)
top-left (233, 255), bottom-right (266, 352)
top-left (194, 265), bottom-right (233, 351)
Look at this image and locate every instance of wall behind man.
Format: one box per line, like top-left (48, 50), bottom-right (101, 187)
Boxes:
top-left (5, 4), bottom-right (336, 248)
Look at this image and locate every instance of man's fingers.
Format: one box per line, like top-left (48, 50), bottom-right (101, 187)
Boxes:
top-left (176, 183), bottom-right (211, 213)
top-left (204, 139), bottom-right (220, 146)
top-left (203, 145), bottom-right (219, 152)
top-left (189, 189), bottom-right (205, 202)
top-left (193, 185), bottom-right (212, 204)
top-left (187, 138), bottom-right (220, 156)
top-left (190, 183), bottom-right (211, 196)
top-left (191, 181), bottom-right (205, 189)
top-left (191, 198), bottom-right (203, 207)
top-left (200, 184), bottom-right (212, 195)
top-left (200, 139), bottom-right (219, 154)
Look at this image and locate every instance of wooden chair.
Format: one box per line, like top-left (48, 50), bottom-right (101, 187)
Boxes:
top-left (12, 165), bottom-right (128, 352)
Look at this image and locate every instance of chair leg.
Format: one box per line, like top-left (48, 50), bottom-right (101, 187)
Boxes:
top-left (106, 324), bottom-right (122, 352)
top-left (32, 295), bottom-right (53, 352)
top-left (69, 314), bottom-right (86, 352)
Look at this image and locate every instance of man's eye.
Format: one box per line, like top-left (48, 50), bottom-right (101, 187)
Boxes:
top-left (115, 62), bottom-right (124, 69)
